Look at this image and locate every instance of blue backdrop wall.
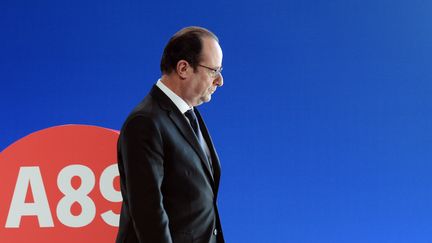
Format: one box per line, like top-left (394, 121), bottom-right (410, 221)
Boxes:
top-left (1, 0), bottom-right (432, 242)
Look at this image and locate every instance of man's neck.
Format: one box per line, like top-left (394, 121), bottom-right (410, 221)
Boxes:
top-left (156, 78), bottom-right (192, 114)
top-left (160, 75), bottom-right (192, 107)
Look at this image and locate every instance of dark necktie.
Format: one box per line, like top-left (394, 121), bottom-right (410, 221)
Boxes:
top-left (184, 109), bottom-right (213, 174)
top-left (184, 109), bottom-right (200, 137)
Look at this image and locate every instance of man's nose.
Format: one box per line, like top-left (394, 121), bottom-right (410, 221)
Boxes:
top-left (214, 73), bottom-right (223, 87)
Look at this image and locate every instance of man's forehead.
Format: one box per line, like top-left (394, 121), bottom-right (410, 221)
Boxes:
top-left (201, 37), bottom-right (223, 62)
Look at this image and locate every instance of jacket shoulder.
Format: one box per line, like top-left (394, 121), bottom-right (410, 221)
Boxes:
top-left (121, 93), bottom-right (163, 128)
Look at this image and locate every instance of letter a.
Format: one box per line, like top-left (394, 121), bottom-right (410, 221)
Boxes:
top-left (5, 166), bottom-right (54, 228)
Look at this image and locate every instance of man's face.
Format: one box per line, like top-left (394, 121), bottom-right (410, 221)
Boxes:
top-left (187, 37), bottom-right (223, 106)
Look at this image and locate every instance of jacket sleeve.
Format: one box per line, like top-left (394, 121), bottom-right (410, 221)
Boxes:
top-left (120, 114), bottom-right (172, 243)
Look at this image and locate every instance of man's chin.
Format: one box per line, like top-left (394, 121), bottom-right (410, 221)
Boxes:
top-left (204, 95), bottom-right (212, 103)
top-left (195, 95), bottom-right (211, 106)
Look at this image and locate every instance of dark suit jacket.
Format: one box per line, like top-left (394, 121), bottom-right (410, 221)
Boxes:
top-left (116, 85), bottom-right (224, 243)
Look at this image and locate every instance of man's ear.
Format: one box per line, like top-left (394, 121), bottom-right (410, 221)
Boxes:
top-left (176, 60), bottom-right (189, 79)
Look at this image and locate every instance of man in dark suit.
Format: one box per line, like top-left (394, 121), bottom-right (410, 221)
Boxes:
top-left (116, 27), bottom-right (224, 243)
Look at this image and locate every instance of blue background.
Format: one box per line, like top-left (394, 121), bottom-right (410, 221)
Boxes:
top-left (1, 0), bottom-right (432, 242)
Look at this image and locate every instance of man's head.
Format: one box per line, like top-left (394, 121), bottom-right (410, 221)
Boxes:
top-left (160, 26), bottom-right (223, 107)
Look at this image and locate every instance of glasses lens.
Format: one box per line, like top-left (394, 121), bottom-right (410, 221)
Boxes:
top-left (199, 64), bottom-right (222, 77)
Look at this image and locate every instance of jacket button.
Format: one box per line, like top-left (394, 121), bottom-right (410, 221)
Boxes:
top-left (213, 229), bottom-right (218, 235)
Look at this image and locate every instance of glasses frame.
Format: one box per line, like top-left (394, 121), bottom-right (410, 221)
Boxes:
top-left (197, 64), bottom-right (223, 78)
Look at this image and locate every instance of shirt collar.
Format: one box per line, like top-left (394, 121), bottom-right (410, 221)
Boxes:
top-left (156, 79), bottom-right (192, 114)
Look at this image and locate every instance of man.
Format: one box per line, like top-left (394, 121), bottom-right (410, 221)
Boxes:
top-left (116, 26), bottom-right (225, 243)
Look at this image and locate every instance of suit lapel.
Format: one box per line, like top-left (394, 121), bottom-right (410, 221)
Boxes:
top-left (195, 108), bottom-right (221, 191)
top-left (150, 86), bottom-right (216, 189)
top-left (168, 112), bottom-right (215, 181)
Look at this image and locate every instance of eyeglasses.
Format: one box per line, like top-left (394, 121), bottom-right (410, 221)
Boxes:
top-left (197, 64), bottom-right (223, 78)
